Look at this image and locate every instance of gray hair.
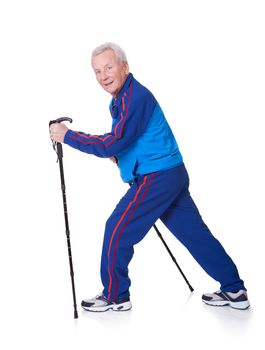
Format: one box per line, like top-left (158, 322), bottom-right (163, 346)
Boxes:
top-left (91, 42), bottom-right (127, 63)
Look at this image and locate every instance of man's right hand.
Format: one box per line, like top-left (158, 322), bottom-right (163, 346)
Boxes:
top-left (110, 156), bottom-right (118, 164)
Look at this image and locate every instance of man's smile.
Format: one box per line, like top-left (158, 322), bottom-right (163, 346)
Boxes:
top-left (104, 81), bottom-right (114, 87)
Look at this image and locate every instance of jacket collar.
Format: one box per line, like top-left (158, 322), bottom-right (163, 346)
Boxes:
top-left (110, 73), bottom-right (133, 118)
top-left (115, 72), bottom-right (133, 102)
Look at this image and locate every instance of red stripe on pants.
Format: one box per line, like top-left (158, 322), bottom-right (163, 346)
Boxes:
top-left (107, 176), bottom-right (149, 299)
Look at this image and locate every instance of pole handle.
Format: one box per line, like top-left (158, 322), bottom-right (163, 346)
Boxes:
top-left (49, 117), bottom-right (73, 159)
top-left (49, 117), bottom-right (73, 126)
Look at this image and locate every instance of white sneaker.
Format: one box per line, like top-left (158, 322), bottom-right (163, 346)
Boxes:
top-left (202, 290), bottom-right (250, 310)
top-left (81, 293), bottom-right (132, 312)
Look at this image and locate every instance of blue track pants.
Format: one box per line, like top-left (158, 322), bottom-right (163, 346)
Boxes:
top-left (100, 164), bottom-right (246, 302)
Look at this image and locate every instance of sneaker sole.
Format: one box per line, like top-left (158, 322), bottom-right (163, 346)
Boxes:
top-left (82, 301), bottom-right (132, 312)
top-left (202, 299), bottom-right (250, 310)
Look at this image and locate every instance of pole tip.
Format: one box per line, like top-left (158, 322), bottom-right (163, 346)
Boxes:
top-left (74, 310), bottom-right (78, 319)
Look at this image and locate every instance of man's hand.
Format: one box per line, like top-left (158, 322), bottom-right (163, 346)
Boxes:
top-left (50, 123), bottom-right (68, 143)
top-left (110, 156), bottom-right (118, 164)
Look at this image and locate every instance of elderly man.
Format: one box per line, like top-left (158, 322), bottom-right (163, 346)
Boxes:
top-left (50, 42), bottom-right (250, 312)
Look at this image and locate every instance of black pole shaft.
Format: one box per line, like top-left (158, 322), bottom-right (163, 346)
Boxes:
top-left (153, 223), bottom-right (194, 292)
top-left (57, 142), bottom-right (78, 318)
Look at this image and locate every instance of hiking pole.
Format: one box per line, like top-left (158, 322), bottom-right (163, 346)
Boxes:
top-left (152, 224), bottom-right (194, 292)
top-left (49, 117), bottom-right (78, 319)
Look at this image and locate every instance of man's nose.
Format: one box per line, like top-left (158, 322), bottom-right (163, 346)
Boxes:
top-left (101, 70), bottom-right (108, 81)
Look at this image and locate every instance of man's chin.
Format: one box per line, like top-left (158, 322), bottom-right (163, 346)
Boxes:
top-left (104, 87), bottom-right (117, 96)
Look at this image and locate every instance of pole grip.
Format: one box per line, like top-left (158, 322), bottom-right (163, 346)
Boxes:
top-left (57, 142), bottom-right (63, 159)
top-left (49, 117), bottom-right (73, 126)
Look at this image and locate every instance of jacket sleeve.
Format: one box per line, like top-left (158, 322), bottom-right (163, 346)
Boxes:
top-left (64, 85), bottom-right (156, 158)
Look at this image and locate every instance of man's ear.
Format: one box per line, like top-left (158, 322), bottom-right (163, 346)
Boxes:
top-left (123, 62), bottom-right (129, 75)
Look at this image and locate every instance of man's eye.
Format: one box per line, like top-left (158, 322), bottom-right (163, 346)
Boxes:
top-left (107, 66), bottom-right (112, 70)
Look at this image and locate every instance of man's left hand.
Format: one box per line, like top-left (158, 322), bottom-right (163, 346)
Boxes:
top-left (50, 123), bottom-right (68, 143)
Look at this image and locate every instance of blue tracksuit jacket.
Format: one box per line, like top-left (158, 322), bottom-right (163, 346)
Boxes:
top-left (64, 73), bottom-right (183, 182)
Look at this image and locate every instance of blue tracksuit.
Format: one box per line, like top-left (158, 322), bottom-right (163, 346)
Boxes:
top-left (64, 73), bottom-right (246, 302)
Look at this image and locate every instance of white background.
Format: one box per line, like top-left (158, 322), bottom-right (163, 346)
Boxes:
top-left (0, 0), bottom-right (264, 349)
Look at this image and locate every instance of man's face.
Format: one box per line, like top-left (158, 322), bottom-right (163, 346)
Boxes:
top-left (92, 49), bottom-right (129, 97)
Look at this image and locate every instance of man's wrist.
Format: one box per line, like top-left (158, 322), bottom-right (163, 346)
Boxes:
top-left (64, 129), bottom-right (73, 144)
